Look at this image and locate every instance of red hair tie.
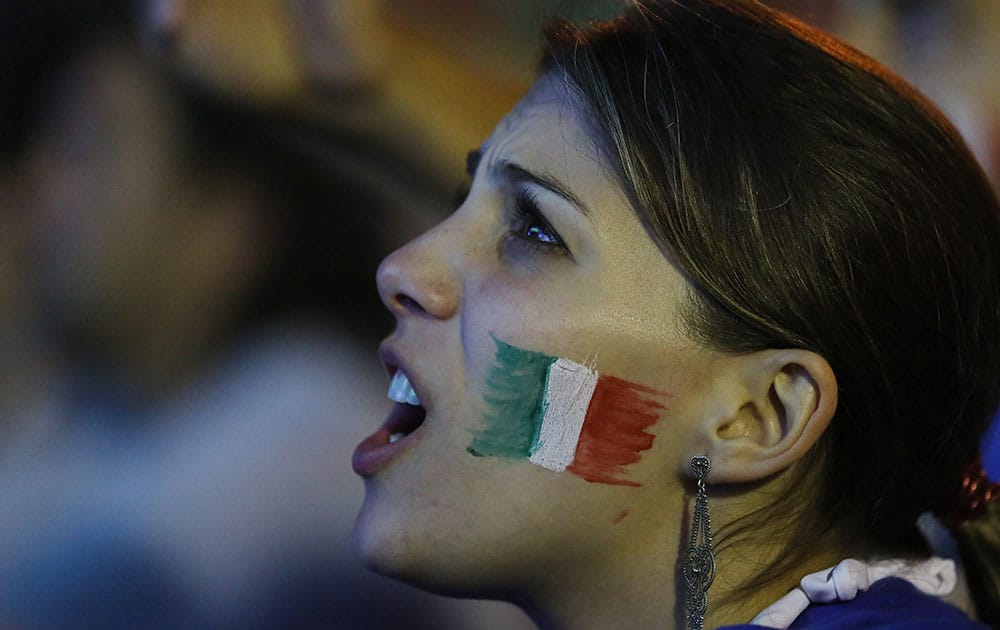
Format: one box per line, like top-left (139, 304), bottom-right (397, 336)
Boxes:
top-left (950, 451), bottom-right (1000, 524)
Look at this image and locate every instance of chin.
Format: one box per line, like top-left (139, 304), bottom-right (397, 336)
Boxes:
top-left (351, 494), bottom-right (511, 600)
top-left (351, 497), bottom-right (438, 585)
top-left (351, 491), bottom-right (414, 577)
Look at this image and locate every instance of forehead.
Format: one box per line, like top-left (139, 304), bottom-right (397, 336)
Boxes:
top-left (479, 74), bottom-right (611, 189)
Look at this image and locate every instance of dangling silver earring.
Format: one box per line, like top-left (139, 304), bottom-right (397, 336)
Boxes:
top-left (683, 455), bottom-right (715, 630)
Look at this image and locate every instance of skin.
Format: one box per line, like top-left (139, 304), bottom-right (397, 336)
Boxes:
top-left (355, 74), bottom-right (841, 628)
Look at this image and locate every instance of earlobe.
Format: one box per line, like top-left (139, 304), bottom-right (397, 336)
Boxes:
top-left (700, 349), bottom-right (837, 483)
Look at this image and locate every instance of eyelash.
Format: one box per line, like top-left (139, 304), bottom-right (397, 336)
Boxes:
top-left (504, 189), bottom-right (568, 255)
top-left (453, 177), bottom-right (570, 259)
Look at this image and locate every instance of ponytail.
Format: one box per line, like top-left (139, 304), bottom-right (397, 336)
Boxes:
top-left (949, 455), bottom-right (1000, 626)
top-left (954, 505), bottom-right (1000, 626)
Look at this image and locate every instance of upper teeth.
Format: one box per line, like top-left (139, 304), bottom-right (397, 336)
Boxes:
top-left (388, 371), bottom-right (421, 406)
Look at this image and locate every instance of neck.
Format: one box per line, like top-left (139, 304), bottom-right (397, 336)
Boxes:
top-left (513, 486), bottom-right (850, 629)
top-left (519, 508), bottom-right (683, 630)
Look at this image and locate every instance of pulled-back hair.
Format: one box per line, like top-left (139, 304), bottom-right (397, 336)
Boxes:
top-left (543, 0), bottom-right (1000, 620)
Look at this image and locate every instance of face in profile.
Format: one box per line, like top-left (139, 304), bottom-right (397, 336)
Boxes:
top-left (352, 74), bottom-right (728, 595)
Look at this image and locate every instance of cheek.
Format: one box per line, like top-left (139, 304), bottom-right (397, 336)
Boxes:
top-left (565, 375), bottom-right (666, 486)
top-left (464, 335), bottom-right (670, 488)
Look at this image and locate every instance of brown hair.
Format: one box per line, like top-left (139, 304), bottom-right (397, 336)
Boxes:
top-left (543, 0), bottom-right (1000, 621)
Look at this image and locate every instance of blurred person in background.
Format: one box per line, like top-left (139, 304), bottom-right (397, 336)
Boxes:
top-left (0, 0), bottom-right (538, 627)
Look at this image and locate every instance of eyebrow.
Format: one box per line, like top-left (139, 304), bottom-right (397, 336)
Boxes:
top-left (466, 149), bottom-right (592, 219)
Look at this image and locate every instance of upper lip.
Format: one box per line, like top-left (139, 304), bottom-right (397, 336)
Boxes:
top-left (378, 341), bottom-right (429, 410)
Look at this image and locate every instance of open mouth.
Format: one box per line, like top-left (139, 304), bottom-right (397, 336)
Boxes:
top-left (351, 368), bottom-right (427, 477)
top-left (386, 371), bottom-right (426, 442)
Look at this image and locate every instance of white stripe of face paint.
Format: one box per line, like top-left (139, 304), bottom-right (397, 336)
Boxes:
top-left (529, 358), bottom-right (599, 472)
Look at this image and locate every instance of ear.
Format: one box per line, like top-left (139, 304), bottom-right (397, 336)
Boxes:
top-left (694, 349), bottom-right (837, 484)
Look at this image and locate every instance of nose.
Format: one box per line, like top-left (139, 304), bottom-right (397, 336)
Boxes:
top-left (376, 229), bottom-right (460, 320)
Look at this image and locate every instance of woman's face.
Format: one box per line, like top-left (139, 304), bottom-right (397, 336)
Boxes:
top-left (353, 74), bottom-right (725, 594)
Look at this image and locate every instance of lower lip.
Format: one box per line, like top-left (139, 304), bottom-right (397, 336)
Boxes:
top-left (351, 409), bottom-right (420, 477)
top-left (352, 429), bottom-right (400, 477)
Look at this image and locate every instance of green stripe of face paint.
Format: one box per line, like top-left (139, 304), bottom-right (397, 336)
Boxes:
top-left (467, 336), bottom-right (555, 459)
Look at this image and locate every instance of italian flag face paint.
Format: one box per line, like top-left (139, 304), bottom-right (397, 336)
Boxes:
top-left (468, 336), bottom-right (666, 486)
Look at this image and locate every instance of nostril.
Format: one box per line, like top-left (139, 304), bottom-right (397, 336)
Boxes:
top-left (377, 243), bottom-right (460, 320)
top-left (394, 293), bottom-right (426, 315)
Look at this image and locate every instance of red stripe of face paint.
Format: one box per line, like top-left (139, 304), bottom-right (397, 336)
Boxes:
top-left (567, 376), bottom-right (666, 487)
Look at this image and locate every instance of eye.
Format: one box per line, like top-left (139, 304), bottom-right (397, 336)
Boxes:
top-left (508, 189), bottom-right (566, 251)
top-left (524, 223), bottom-right (559, 244)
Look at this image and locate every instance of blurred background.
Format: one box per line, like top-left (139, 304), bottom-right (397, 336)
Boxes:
top-left (0, 0), bottom-right (996, 628)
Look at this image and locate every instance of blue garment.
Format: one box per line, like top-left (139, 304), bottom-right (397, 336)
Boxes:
top-left (719, 577), bottom-right (987, 629)
top-left (983, 410), bottom-right (1000, 479)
